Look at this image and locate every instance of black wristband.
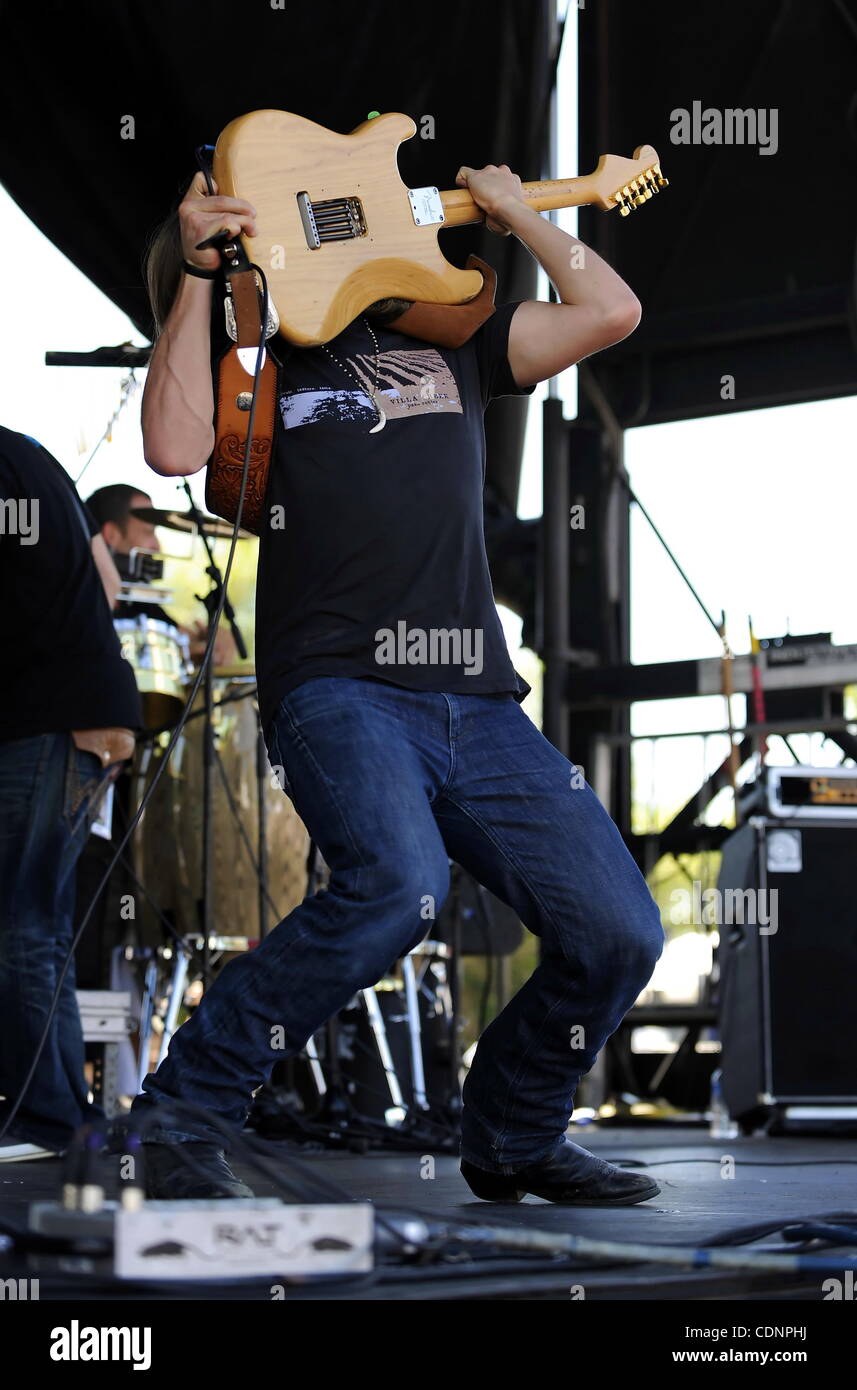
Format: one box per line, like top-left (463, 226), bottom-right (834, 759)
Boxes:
top-left (183, 261), bottom-right (218, 280)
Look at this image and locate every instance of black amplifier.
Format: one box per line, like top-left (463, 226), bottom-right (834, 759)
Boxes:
top-left (739, 764), bottom-right (857, 822)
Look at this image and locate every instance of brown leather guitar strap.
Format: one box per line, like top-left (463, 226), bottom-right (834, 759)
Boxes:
top-left (205, 265), bottom-right (279, 536)
top-left (206, 253), bottom-right (498, 533)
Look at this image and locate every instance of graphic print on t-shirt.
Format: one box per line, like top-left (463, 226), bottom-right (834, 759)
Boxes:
top-left (279, 347), bottom-right (463, 431)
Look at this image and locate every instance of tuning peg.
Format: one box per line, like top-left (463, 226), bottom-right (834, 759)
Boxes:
top-left (616, 183), bottom-right (640, 214)
top-left (615, 166), bottom-right (668, 217)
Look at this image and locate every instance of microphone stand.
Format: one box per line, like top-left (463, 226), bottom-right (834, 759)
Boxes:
top-left (181, 482), bottom-right (249, 986)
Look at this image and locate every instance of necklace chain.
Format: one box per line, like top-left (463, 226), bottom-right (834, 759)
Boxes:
top-left (318, 317), bottom-right (384, 431)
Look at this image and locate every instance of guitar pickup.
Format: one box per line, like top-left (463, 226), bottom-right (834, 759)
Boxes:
top-left (298, 192), bottom-right (367, 248)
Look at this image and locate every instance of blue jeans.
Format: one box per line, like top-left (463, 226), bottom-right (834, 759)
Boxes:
top-left (131, 678), bottom-right (663, 1169)
top-left (0, 732), bottom-right (112, 1151)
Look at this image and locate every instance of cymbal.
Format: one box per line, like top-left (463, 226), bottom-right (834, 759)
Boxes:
top-left (130, 507), bottom-right (254, 541)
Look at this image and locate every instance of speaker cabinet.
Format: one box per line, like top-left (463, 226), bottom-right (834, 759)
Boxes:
top-left (717, 818), bottom-right (857, 1126)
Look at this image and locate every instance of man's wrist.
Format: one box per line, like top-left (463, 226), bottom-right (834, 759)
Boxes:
top-left (176, 270), bottom-right (215, 303)
top-left (183, 260), bottom-right (219, 280)
top-left (489, 196), bottom-right (535, 232)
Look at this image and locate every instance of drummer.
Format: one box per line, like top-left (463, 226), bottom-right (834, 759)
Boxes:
top-left (86, 483), bottom-right (236, 665)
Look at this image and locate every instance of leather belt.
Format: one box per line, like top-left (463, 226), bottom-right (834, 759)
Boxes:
top-left (71, 727), bottom-right (136, 767)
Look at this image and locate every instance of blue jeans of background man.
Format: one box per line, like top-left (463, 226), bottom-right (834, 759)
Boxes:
top-left (0, 732), bottom-right (110, 1151)
top-left (132, 677), bottom-right (664, 1171)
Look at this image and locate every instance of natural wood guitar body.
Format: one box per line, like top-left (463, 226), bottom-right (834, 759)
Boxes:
top-left (214, 109), bottom-right (482, 345)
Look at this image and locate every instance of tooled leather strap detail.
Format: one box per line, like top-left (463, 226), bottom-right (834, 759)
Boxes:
top-left (205, 344), bottom-right (278, 536)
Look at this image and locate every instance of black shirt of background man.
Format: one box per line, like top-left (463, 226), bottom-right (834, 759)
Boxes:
top-left (254, 301), bottom-right (535, 735)
top-left (0, 427), bottom-right (142, 741)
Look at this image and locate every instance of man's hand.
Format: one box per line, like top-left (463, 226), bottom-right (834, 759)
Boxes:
top-left (455, 164), bottom-right (525, 235)
top-left (179, 171), bottom-right (259, 271)
top-left (184, 619), bottom-right (238, 668)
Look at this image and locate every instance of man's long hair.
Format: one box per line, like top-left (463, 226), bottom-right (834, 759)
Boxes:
top-left (144, 205), bottom-right (185, 339)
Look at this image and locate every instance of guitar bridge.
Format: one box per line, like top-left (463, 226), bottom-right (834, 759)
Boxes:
top-left (298, 192), bottom-right (367, 248)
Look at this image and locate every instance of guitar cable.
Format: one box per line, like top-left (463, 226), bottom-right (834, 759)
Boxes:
top-left (0, 177), bottom-right (271, 1149)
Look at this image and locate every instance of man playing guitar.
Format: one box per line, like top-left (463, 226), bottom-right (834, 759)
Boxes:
top-left (131, 158), bottom-right (665, 1207)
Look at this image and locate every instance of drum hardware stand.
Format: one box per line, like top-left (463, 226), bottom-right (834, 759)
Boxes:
top-left (359, 987), bottom-right (407, 1121)
top-left (295, 842), bottom-right (329, 1098)
top-left (400, 954), bottom-right (430, 1111)
top-left (444, 862), bottom-right (464, 1122)
top-left (180, 482), bottom-right (249, 987)
top-left (135, 950), bottom-right (162, 1091)
top-left (313, 1013), bottom-right (355, 1133)
top-left (156, 946), bottom-right (192, 1068)
top-left (256, 725), bottom-right (271, 938)
top-left (132, 936), bottom-right (207, 1088)
top-left (130, 736), bottom-right (155, 832)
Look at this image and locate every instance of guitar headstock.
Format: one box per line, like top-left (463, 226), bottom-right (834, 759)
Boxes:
top-left (589, 145), bottom-right (668, 215)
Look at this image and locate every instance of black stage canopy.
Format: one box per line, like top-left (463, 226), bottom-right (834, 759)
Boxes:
top-left (579, 0), bottom-right (857, 424)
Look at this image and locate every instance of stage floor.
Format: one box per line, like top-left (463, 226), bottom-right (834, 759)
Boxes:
top-left (2, 1124), bottom-right (856, 1300)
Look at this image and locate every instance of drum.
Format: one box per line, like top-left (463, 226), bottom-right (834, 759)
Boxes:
top-left (114, 615), bottom-right (190, 729)
top-left (133, 675), bottom-right (310, 942)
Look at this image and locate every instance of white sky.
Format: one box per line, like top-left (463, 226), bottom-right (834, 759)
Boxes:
top-left (2, 3), bottom-right (853, 821)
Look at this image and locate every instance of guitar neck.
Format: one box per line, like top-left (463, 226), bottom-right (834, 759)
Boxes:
top-left (439, 175), bottom-right (598, 227)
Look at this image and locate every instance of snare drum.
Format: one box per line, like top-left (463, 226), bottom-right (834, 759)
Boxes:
top-left (114, 615), bottom-right (190, 729)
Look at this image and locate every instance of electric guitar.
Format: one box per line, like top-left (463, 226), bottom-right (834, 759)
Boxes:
top-left (212, 109), bottom-right (667, 346)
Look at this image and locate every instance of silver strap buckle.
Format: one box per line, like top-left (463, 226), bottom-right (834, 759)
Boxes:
top-left (224, 276), bottom-right (280, 345)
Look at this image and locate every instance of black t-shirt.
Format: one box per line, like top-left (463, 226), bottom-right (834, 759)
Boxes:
top-left (0, 427), bottom-right (142, 741)
top-left (255, 302), bottom-right (535, 734)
